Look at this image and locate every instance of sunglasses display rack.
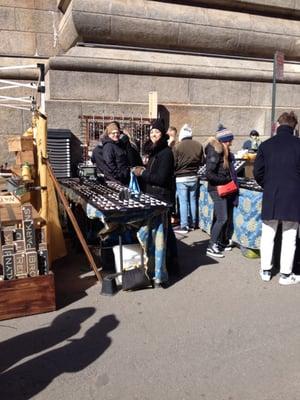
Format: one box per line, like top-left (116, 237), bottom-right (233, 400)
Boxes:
top-left (237, 178), bottom-right (263, 192)
top-left (60, 178), bottom-right (168, 213)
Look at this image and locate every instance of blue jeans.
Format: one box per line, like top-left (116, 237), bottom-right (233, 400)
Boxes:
top-left (176, 179), bottom-right (199, 228)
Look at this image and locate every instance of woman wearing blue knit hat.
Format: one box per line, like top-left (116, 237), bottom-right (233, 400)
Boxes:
top-left (204, 124), bottom-right (238, 258)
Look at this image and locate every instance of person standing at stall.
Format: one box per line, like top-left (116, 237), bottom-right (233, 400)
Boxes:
top-left (133, 119), bottom-right (178, 286)
top-left (205, 125), bottom-right (237, 258)
top-left (242, 130), bottom-right (261, 152)
top-left (254, 111), bottom-right (300, 285)
top-left (173, 124), bottom-right (203, 233)
top-left (167, 126), bottom-right (178, 148)
top-left (101, 122), bottom-right (130, 185)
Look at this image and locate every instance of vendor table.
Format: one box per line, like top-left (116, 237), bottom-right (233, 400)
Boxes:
top-left (199, 180), bottom-right (263, 250)
top-left (59, 178), bottom-right (170, 282)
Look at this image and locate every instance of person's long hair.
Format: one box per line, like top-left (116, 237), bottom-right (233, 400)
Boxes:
top-left (222, 143), bottom-right (230, 170)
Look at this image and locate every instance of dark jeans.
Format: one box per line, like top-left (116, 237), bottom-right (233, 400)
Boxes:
top-left (209, 190), bottom-right (234, 246)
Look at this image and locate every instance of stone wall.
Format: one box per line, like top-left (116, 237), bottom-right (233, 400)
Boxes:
top-left (58, 0), bottom-right (300, 60)
top-left (0, 0), bottom-right (61, 162)
top-left (1, 0), bottom-right (300, 164)
top-left (45, 69), bottom-right (300, 152)
top-left (0, 0), bottom-right (61, 58)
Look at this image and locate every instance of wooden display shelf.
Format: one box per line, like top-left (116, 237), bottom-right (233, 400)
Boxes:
top-left (0, 272), bottom-right (56, 321)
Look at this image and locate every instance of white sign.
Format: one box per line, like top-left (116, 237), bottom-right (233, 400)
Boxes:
top-left (149, 91), bottom-right (157, 119)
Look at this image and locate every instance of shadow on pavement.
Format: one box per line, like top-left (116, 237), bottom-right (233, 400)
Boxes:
top-left (0, 307), bottom-right (95, 374)
top-left (53, 240), bottom-right (99, 309)
top-left (0, 314), bottom-right (119, 400)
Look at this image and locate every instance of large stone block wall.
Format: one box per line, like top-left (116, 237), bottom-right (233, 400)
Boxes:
top-left (0, 0), bottom-right (61, 58)
top-left (2, 0), bottom-right (300, 164)
top-left (44, 69), bottom-right (300, 154)
top-left (0, 0), bottom-right (61, 162)
top-left (183, 0), bottom-right (300, 16)
top-left (58, 0), bottom-right (300, 60)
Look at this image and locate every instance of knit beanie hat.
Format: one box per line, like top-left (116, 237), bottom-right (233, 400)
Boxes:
top-left (179, 124), bottom-right (193, 141)
top-left (150, 119), bottom-right (166, 135)
top-left (106, 122), bottom-right (119, 135)
top-left (215, 124), bottom-right (234, 143)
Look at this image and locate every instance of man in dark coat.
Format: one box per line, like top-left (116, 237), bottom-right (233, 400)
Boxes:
top-left (254, 111), bottom-right (300, 285)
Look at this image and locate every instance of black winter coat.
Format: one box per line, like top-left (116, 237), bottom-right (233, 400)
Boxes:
top-left (141, 138), bottom-right (174, 203)
top-left (91, 143), bottom-right (105, 174)
top-left (119, 135), bottom-right (143, 167)
top-left (102, 137), bottom-right (130, 184)
top-left (205, 138), bottom-right (232, 192)
top-left (253, 125), bottom-right (300, 222)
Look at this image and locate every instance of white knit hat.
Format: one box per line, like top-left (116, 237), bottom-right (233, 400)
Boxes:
top-left (179, 124), bottom-right (192, 141)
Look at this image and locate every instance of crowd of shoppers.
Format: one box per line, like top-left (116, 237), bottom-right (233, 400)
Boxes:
top-left (92, 112), bottom-right (300, 287)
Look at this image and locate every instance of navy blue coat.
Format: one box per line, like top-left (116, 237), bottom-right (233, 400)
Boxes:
top-left (253, 125), bottom-right (300, 221)
top-left (102, 137), bottom-right (130, 184)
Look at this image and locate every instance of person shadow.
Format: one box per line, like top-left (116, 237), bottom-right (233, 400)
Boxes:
top-left (0, 314), bottom-right (119, 400)
top-left (0, 307), bottom-right (95, 374)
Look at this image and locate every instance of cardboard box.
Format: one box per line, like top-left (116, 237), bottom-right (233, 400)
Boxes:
top-left (7, 137), bottom-right (33, 152)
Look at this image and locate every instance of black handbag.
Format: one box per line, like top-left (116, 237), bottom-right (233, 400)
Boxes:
top-left (122, 266), bottom-right (153, 291)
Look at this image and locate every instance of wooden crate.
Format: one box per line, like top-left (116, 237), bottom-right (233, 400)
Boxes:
top-left (7, 136), bottom-right (33, 152)
top-left (0, 203), bottom-right (44, 226)
top-left (0, 273), bottom-right (56, 321)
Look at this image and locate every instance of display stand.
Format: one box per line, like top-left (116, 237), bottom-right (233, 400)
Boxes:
top-left (0, 64), bottom-right (61, 320)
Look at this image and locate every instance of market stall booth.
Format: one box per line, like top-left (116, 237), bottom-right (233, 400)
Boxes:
top-left (59, 177), bottom-right (170, 287)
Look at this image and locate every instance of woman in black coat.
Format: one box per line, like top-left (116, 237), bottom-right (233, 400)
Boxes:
top-left (133, 119), bottom-right (178, 286)
top-left (205, 125), bottom-right (237, 258)
top-left (101, 122), bottom-right (130, 185)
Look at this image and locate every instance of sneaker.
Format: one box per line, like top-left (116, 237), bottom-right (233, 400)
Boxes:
top-left (174, 226), bottom-right (190, 234)
top-left (206, 244), bottom-right (224, 258)
top-left (218, 242), bottom-right (233, 252)
top-left (189, 224), bottom-right (199, 231)
top-left (259, 269), bottom-right (272, 282)
top-left (278, 273), bottom-right (300, 285)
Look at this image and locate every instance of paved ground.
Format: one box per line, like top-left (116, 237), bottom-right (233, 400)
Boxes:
top-left (1, 229), bottom-right (300, 400)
